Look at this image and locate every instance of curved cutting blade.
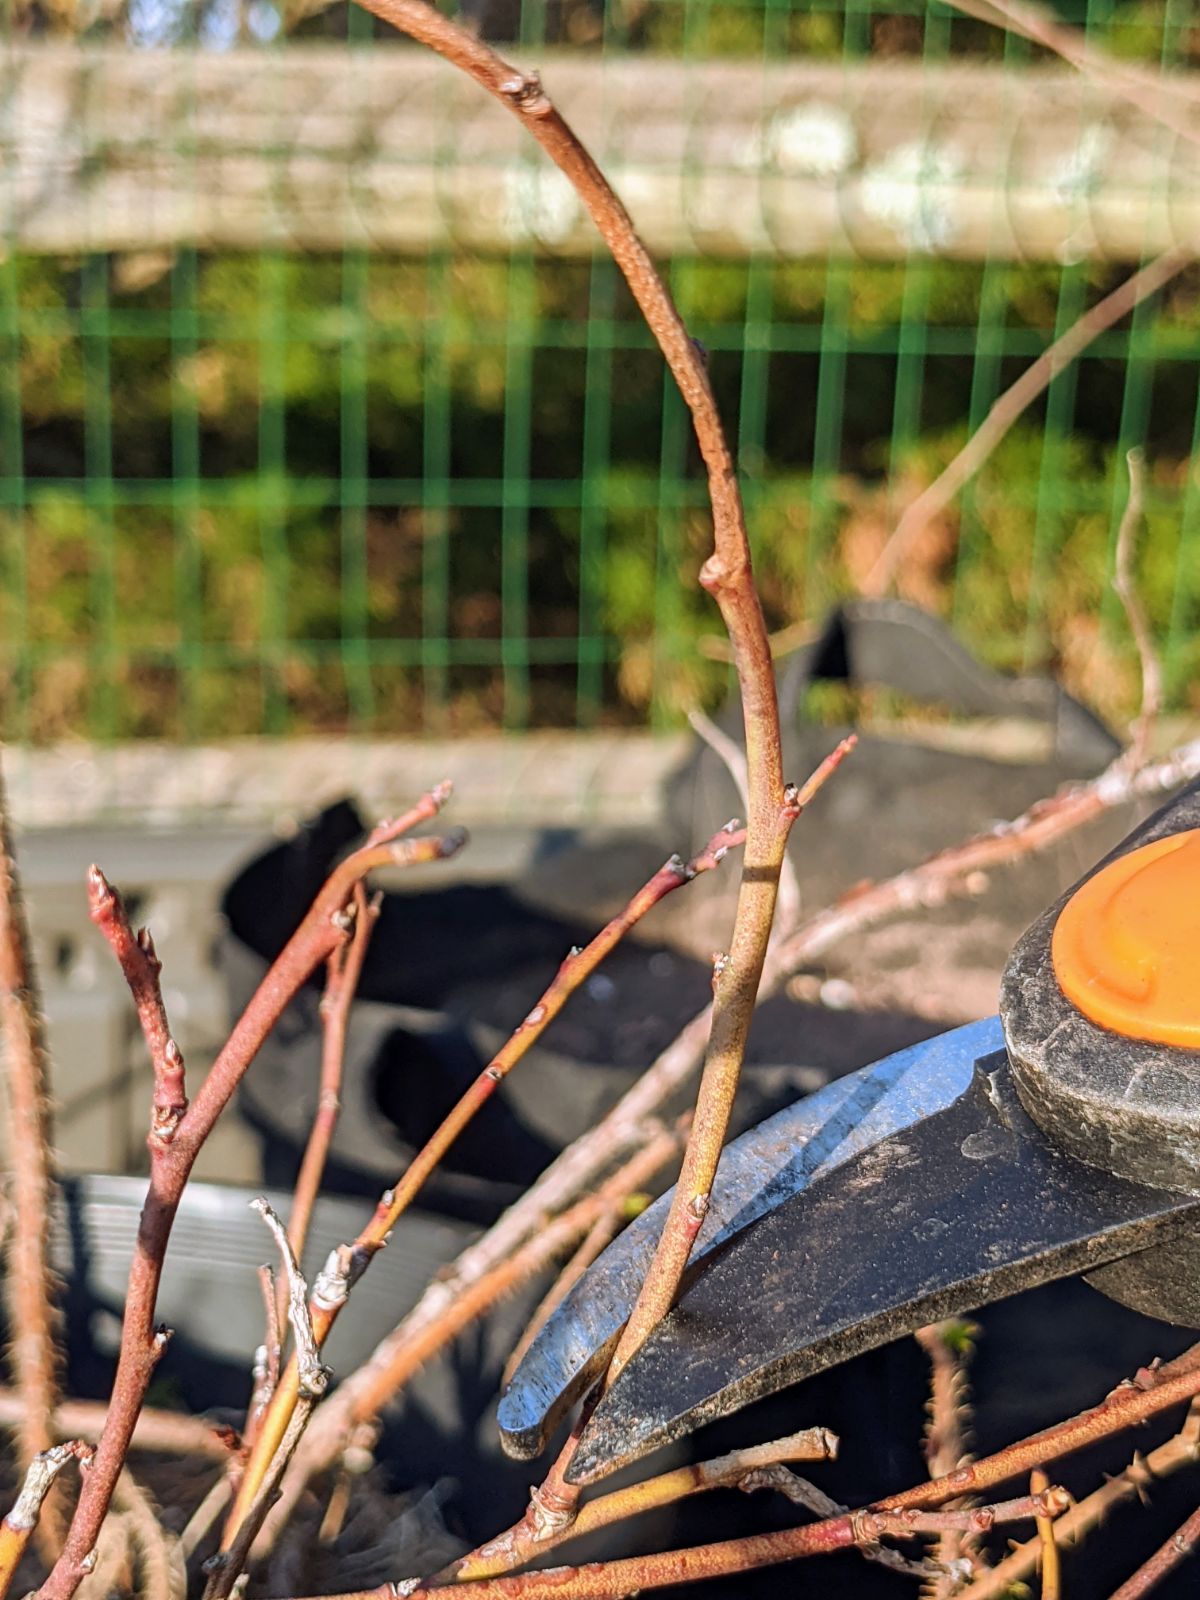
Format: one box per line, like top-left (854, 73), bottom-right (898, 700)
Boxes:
top-left (499, 1017), bottom-right (1003, 1459)
top-left (565, 1054), bottom-right (1200, 1485)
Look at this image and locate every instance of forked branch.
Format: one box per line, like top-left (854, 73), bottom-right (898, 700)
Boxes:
top-left (285, 1486), bottom-right (1070, 1600)
top-left (35, 788), bottom-right (461, 1600)
top-left (226, 819), bottom-right (747, 1539)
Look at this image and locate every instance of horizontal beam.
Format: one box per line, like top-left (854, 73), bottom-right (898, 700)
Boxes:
top-left (3, 43), bottom-right (1200, 259)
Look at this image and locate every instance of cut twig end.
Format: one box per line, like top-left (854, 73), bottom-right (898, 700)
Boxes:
top-left (437, 826), bottom-right (469, 860)
top-left (251, 1198), bottom-right (329, 1399)
top-left (5, 1442), bottom-right (92, 1532)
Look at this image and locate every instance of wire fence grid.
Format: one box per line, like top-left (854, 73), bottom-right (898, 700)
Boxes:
top-left (2, 0), bottom-right (1199, 743)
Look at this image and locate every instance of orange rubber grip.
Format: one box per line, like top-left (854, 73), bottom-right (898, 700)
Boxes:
top-left (1052, 827), bottom-right (1200, 1049)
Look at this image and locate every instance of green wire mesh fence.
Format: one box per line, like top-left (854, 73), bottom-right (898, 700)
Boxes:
top-left (1, 0), bottom-right (1199, 744)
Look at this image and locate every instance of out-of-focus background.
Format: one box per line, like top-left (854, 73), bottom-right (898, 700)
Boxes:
top-left (4, 0), bottom-right (1200, 746)
top-left (3, 0), bottom-right (1200, 1177)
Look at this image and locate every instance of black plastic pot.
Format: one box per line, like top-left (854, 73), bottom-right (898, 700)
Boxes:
top-left (220, 800), bottom-right (862, 1226)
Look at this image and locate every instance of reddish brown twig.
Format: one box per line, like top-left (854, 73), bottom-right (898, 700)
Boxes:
top-left (87, 866), bottom-right (188, 1147)
top-left (440, 756), bottom-right (851, 1581)
top-left (881, 1342), bottom-right (1200, 1515)
top-left (280, 883), bottom-right (378, 1312)
top-left (337, 0), bottom-right (802, 1518)
top-left (225, 822), bottom-right (743, 1541)
top-left (446, 1430), bottom-right (838, 1584)
top-left (0, 1443), bottom-right (91, 1599)
top-left (1108, 1500), bottom-right (1200, 1600)
top-left (0, 759), bottom-right (64, 1551)
top-left (775, 736), bottom-right (1200, 980)
top-left (283, 1487), bottom-right (1070, 1600)
top-left (863, 250), bottom-right (1190, 597)
top-left (34, 793), bottom-right (461, 1600)
top-left (964, 1402), bottom-right (1200, 1598)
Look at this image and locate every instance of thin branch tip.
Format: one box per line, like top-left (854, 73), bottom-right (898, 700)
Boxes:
top-left (85, 863), bottom-right (114, 916)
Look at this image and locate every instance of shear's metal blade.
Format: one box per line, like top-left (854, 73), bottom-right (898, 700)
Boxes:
top-left (499, 1017), bottom-right (1003, 1460)
top-left (565, 1052), bottom-right (1200, 1486)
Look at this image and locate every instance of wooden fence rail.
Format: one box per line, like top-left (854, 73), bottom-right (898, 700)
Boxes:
top-left (3, 43), bottom-right (1200, 258)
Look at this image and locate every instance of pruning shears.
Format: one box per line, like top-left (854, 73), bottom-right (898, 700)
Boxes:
top-left (498, 779), bottom-right (1200, 1484)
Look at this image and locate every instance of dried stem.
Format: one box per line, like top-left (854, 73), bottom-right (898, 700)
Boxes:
top-left (761, 1469), bottom-right (933, 1580)
top-left (288, 1487), bottom-right (1069, 1600)
top-left (863, 249), bottom-right (1190, 597)
top-left (206, 1401), bottom-right (315, 1600)
top-left (207, 1202), bottom-right (331, 1600)
top-left (0, 757), bottom-right (64, 1549)
top-left (0, 1389), bottom-right (236, 1461)
top-left (915, 1320), bottom-right (977, 1593)
top-left (445, 1430), bottom-right (838, 1583)
top-left (226, 820), bottom-right (742, 1540)
top-left (963, 1403), bottom-right (1200, 1598)
top-left (1112, 448), bottom-right (1162, 769)
top-left (283, 883), bottom-right (378, 1291)
top-left (1028, 1469), bottom-right (1060, 1600)
top-left (34, 793), bottom-right (460, 1600)
top-left (252, 1128), bottom-right (684, 1561)
top-left (248, 1264), bottom-right (283, 1436)
top-left (0, 1443), bottom-right (91, 1599)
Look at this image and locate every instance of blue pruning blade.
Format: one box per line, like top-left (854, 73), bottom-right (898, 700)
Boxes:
top-left (497, 1016), bottom-right (1004, 1461)
top-left (565, 1049), bottom-right (1200, 1485)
